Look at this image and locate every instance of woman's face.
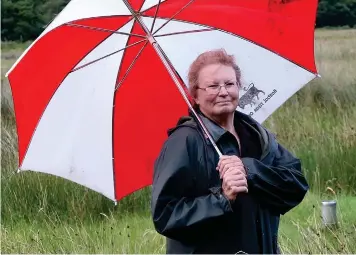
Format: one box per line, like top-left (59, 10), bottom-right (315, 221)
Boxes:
top-left (195, 64), bottom-right (239, 118)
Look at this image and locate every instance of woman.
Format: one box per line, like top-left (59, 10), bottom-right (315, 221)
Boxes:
top-left (151, 49), bottom-right (309, 254)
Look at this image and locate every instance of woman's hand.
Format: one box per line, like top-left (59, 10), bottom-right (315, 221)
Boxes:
top-left (217, 155), bottom-right (246, 178)
top-left (217, 155), bottom-right (248, 201)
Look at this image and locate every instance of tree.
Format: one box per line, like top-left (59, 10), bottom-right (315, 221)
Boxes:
top-left (1, 0), bottom-right (69, 41)
top-left (316, 0), bottom-right (356, 27)
top-left (1, 0), bottom-right (355, 42)
top-left (1, 0), bottom-right (47, 41)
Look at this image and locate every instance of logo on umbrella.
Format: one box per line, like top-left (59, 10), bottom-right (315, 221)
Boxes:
top-left (238, 83), bottom-right (266, 109)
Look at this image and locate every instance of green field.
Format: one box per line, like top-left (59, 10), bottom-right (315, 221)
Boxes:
top-left (1, 29), bottom-right (356, 253)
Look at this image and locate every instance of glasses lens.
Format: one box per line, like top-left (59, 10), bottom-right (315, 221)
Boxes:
top-left (205, 83), bottom-right (237, 94)
top-left (206, 87), bottom-right (220, 94)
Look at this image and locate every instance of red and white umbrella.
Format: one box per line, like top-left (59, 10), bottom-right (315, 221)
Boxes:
top-left (6, 0), bottom-right (319, 202)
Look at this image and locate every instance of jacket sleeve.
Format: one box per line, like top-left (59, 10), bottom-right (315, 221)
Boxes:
top-left (242, 142), bottom-right (309, 215)
top-left (151, 128), bottom-right (233, 244)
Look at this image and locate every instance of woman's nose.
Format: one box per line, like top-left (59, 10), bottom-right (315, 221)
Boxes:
top-left (218, 85), bottom-right (229, 95)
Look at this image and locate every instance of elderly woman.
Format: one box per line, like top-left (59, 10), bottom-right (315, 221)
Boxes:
top-left (151, 49), bottom-right (309, 254)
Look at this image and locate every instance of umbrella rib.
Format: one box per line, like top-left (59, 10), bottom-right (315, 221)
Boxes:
top-left (115, 41), bottom-right (148, 91)
top-left (71, 39), bottom-right (147, 73)
top-left (65, 23), bottom-right (146, 38)
top-left (155, 28), bottom-right (215, 37)
top-left (150, 0), bottom-right (162, 33)
top-left (122, 0), bottom-right (224, 157)
top-left (151, 42), bottom-right (223, 157)
top-left (152, 0), bottom-right (195, 36)
top-left (146, 15), bottom-right (318, 75)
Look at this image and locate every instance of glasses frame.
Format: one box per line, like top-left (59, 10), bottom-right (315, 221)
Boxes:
top-left (197, 81), bottom-right (240, 95)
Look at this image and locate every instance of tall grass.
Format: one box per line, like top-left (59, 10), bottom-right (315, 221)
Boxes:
top-left (1, 29), bottom-right (356, 253)
top-left (264, 29), bottom-right (356, 194)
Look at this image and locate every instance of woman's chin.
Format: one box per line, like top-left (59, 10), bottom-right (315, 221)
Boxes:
top-left (214, 105), bottom-right (236, 115)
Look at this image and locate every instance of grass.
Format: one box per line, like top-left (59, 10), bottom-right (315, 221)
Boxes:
top-left (264, 28), bottom-right (356, 194)
top-left (278, 193), bottom-right (356, 254)
top-left (1, 29), bottom-right (356, 253)
top-left (1, 192), bottom-right (355, 254)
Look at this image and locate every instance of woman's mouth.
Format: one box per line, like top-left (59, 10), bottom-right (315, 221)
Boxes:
top-left (215, 101), bottom-right (231, 105)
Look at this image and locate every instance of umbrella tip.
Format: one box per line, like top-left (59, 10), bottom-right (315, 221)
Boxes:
top-left (17, 168), bottom-right (21, 173)
top-left (316, 73), bottom-right (321, 78)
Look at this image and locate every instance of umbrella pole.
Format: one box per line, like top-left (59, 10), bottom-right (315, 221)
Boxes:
top-left (151, 42), bottom-right (223, 158)
top-left (122, 0), bottom-right (222, 157)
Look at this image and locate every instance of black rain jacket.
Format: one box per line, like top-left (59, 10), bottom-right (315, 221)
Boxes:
top-left (151, 110), bottom-right (309, 254)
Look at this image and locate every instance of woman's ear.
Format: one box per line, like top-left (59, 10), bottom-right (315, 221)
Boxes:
top-left (188, 93), bottom-right (199, 108)
top-left (194, 96), bottom-right (200, 106)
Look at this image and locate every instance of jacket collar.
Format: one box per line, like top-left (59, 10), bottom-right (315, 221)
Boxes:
top-left (195, 110), bottom-right (249, 143)
top-left (197, 112), bottom-right (228, 143)
top-left (187, 109), bottom-right (270, 159)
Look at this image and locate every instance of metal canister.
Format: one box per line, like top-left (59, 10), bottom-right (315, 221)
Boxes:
top-left (321, 200), bottom-right (337, 226)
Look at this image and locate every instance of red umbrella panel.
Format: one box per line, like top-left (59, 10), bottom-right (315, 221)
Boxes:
top-left (6, 0), bottom-right (319, 202)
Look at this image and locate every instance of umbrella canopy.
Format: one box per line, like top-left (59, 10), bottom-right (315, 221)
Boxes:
top-left (6, 0), bottom-right (319, 202)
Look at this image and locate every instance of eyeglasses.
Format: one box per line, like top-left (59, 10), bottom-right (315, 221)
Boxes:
top-left (197, 82), bottom-right (238, 95)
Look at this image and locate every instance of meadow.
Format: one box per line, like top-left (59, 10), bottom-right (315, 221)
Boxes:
top-left (1, 29), bottom-right (356, 253)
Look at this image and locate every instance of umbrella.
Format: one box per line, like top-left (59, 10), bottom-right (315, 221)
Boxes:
top-left (6, 0), bottom-right (319, 202)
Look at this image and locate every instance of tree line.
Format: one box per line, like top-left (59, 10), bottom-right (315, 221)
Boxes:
top-left (2, 0), bottom-right (356, 42)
